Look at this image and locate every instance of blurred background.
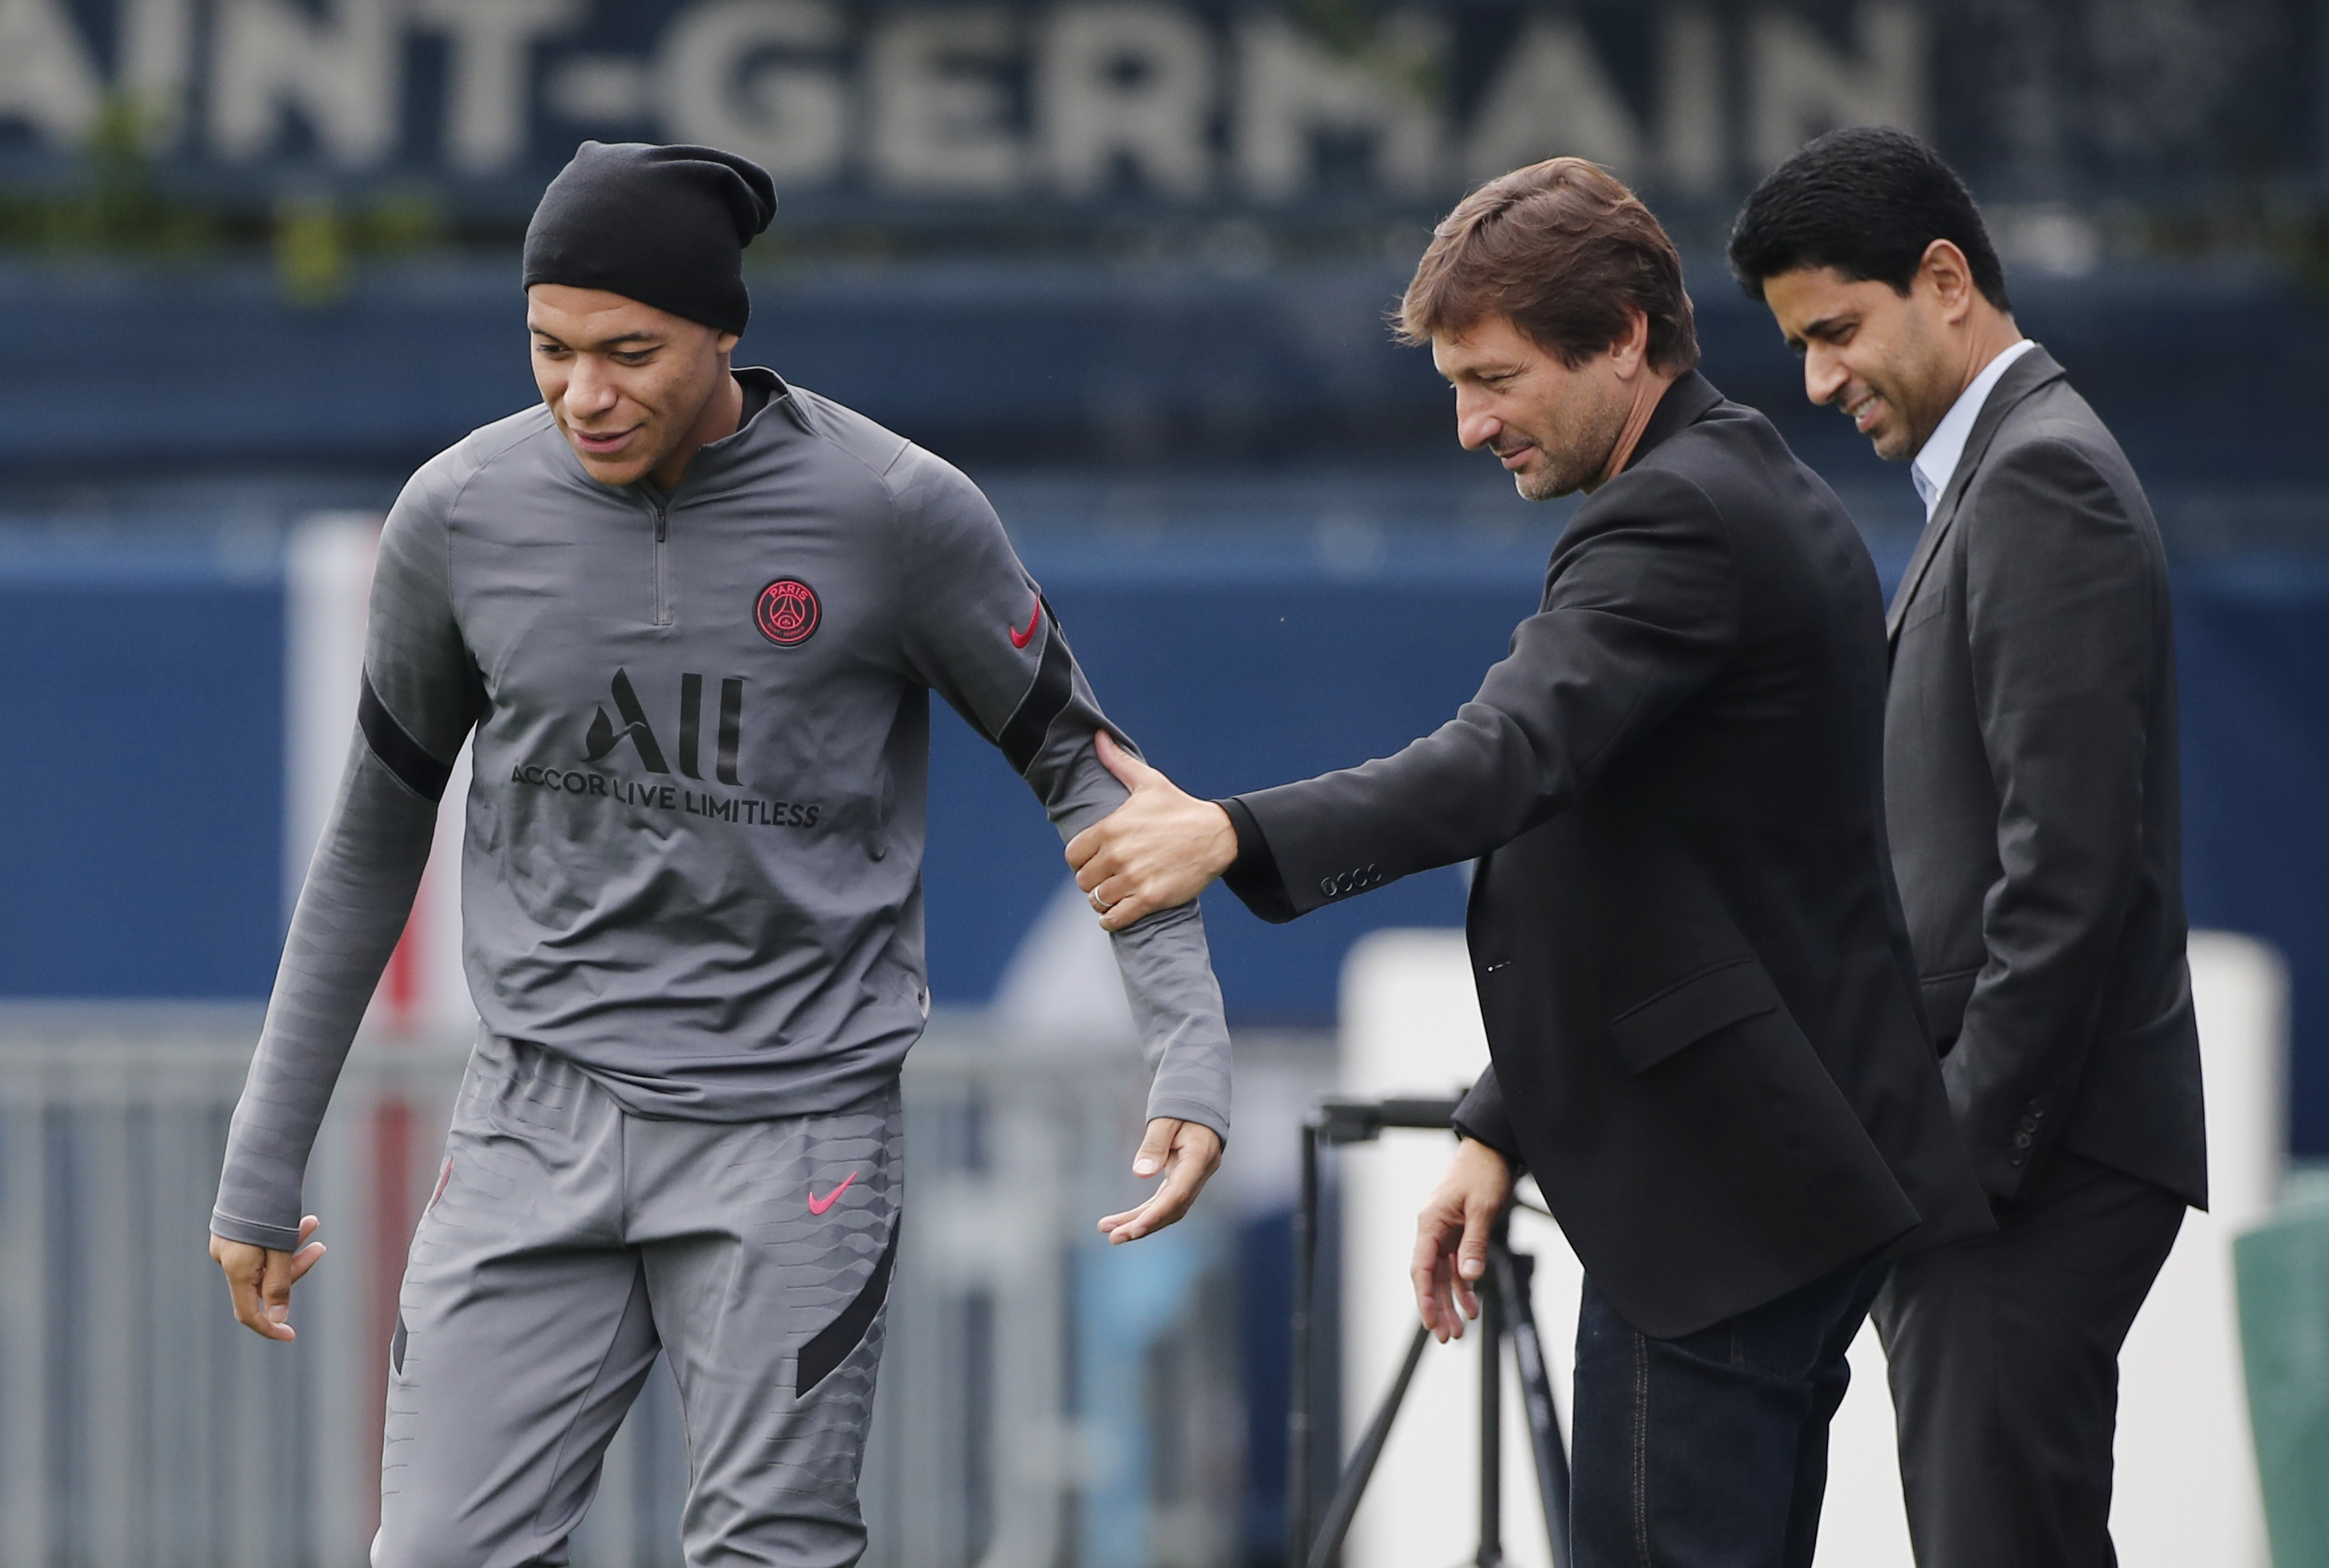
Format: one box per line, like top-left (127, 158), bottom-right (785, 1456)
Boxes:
top-left (2, 0), bottom-right (2327, 1564)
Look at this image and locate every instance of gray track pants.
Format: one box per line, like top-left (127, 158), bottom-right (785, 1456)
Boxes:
top-left (373, 1034), bottom-right (902, 1568)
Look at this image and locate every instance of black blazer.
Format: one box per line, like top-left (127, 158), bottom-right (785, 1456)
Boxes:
top-left (1225, 373), bottom-right (1991, 1337)
top-left (1883, 345), bottom-right (2205, 1210)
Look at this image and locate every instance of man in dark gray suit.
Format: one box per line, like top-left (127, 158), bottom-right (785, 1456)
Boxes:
top-left (1730, 127), bottom-right (2205, 1568)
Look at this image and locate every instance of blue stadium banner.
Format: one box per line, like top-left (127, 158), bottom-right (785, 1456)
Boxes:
top-left (0, 1), bottom-right (2310, 215)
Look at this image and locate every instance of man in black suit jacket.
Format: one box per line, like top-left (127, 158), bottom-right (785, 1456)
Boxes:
top-left (1068, 158), bottom-right (1989, 1568)
top-left (1730, 127), bottom-right (2204, 1568)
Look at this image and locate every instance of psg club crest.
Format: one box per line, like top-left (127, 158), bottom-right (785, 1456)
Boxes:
top-left (756, 578), bottom-right (820, 646)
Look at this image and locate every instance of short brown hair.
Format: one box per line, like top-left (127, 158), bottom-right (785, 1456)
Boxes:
top-left (1399, 158), bottom-right (1699, 374)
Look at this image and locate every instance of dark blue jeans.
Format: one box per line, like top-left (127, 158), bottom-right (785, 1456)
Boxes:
top-left (1570, 1261), bottom-right (1888, 1568)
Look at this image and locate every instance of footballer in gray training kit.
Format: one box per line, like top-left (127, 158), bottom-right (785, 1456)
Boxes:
top-left (210, 364), bottom-right (1233, 1564)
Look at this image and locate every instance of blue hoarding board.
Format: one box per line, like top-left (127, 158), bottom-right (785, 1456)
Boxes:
top-left (0, 538), bottom-right (284, 997)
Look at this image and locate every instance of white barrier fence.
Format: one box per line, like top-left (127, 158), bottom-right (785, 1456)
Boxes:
top-left (0, 1006), bottom-right (1240, 1568)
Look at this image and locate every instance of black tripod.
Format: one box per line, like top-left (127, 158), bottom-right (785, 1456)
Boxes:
top-left (1290, 1096), bottom-right (1572, 1568)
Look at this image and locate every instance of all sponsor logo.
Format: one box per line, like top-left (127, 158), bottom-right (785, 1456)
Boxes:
top-left (584, 667), bottom-right (744, 784)
top-left (518, 668), bottom-right (822, 828)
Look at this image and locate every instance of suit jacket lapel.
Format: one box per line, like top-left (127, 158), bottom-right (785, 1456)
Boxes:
top-left (1886, 346), bottom-right (2069, 643)
top-left (1886, 487), bottom-right (1962, 644)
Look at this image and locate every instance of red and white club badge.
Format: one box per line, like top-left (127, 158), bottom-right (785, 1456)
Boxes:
top-left (756, 578), bottom-right (821, 646)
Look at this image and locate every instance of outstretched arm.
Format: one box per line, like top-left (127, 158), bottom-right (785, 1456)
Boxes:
top-left (1070, 468), bottom-right (1739, 926)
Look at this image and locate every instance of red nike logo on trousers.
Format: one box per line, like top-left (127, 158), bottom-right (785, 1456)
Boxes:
top-left (1009, 599), bottom-right (1042, 649)
top-left (808, 1172), bottom-right (857, 1215)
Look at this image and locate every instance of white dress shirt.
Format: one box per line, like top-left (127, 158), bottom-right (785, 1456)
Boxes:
top-left (1910, 337), bottom-right (2036, 518)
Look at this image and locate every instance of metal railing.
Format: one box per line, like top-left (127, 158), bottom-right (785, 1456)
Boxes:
top-left (0, 1006), bottom-right (1241, 1568)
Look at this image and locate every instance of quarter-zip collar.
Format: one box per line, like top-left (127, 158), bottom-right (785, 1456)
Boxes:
top-left (625, 368), bottom-right (796, 629)
top-left (666, 366), bottom-right (791, 494)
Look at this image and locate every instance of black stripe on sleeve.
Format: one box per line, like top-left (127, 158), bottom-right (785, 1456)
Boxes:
top-left (796, 1215), bottom-right (901, 1396)
top-left (996, 619), bottom-right (1075, 776)
top-left (357, 672), bottom-right (454, 803)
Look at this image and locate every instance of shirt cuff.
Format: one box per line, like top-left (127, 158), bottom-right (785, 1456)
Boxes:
top-left (1451, 1071), bottom-right (1527, 1171)
top-left (210, 1207), bottom-right (305, 1254)
top-left (1218, 796), bottom-right (1298, 924)
top-left (1142, 1095), bottom-right (1230, 1148)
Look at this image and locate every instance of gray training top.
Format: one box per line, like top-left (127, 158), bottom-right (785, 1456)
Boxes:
top-left (212, 369), bottom-right (1232, 1253)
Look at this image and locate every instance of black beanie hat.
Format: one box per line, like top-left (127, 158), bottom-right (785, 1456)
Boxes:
top-left (523, 142), bottom-right (777, 335)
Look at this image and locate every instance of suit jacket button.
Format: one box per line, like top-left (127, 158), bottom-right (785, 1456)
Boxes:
top-left (1319, 877), bottom-right (1337, 897)
top-left (2009, 1153), bottom-right (2026, 1167)
top-left (2012, 1131), bottom-right (2034, 1149)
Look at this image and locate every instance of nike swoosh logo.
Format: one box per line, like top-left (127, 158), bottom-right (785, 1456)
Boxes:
top-left (807, 1172), bottom-right (857, 1215)
top-left (1009, 599), bottom-right (1042, 649)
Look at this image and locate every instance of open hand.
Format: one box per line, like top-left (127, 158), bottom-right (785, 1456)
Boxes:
top-left (210, 1215), bottom-right (326, 1342)
top-left (1066, 732), bottom-right (1239, 932)
top-left (1098, 1117), bottom-right (1224, 1244)
top-left (1411, 1139), bottom-right (1512, 1342)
